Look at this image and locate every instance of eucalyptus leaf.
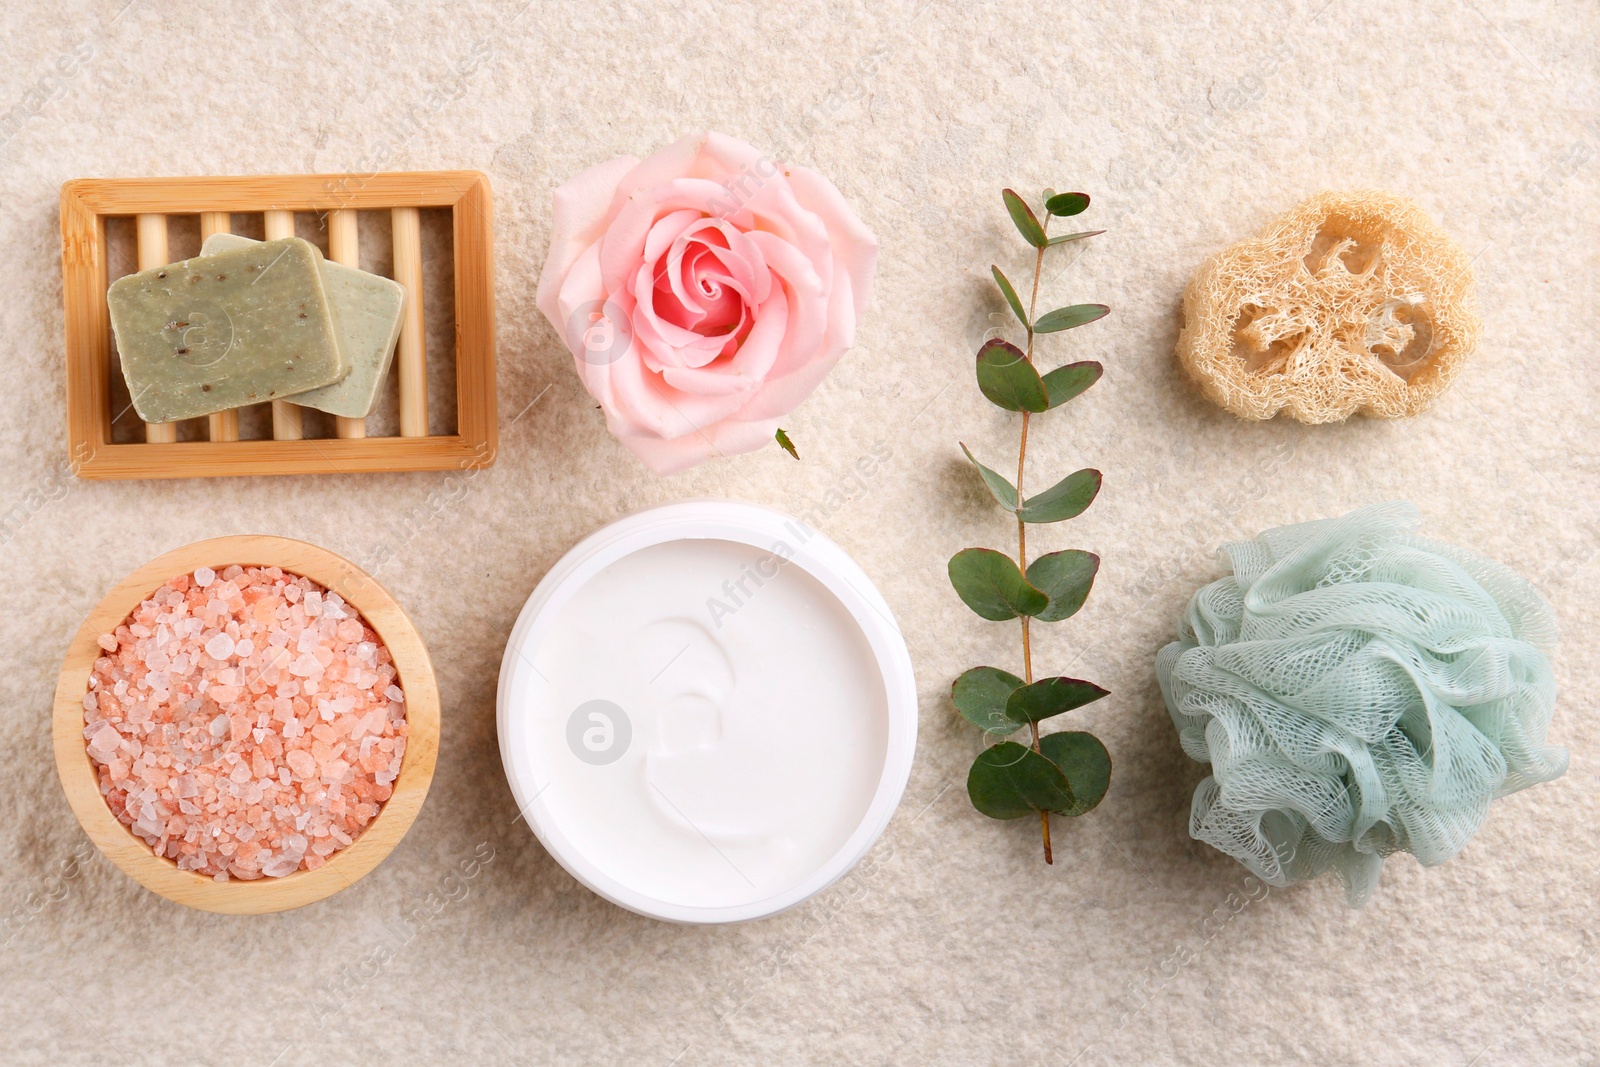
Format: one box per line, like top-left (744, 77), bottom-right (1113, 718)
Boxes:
top-left (1019, 468), bottom-right (1102, 523)
top-left (1025, 550), bottom-right (1100, 622)
top-left (1033, 304), bottom-right (1110, 334)
top-left (1041, 361), bottom-right (1103, 410)
top-left (960, 443), bottom-right (1018, 510)
top-left (966, 741), bottom-right (1077, 819)
top-left (976, 340), bottom-right (1048, 413)
top-left (952, 666), bottom-right (1025, 735)
top-left (948, 548), bottom-right (1047, 621)
top-left (1044, 191), bottom-right (1090, 217)
top-left (1002, 188), bottom-right (1048, 248)
top-left (991, 265), bottom-right (1029, 330)
top-left (1047, 229), bottom-right (1106, 245)
top-left (1004, 676), bottom-right (1111, 724)
top-left (1038, 731), bottom-right (1112, 816)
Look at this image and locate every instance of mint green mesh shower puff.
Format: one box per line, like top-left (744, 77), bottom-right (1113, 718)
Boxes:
top-left (1155, 502), bottom-right (1567, 907)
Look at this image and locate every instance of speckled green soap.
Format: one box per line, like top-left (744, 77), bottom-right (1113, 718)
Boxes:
top-left (202, 233), bottom-right (404, 419)
top-left (107, 237), bottom-right (344, 423)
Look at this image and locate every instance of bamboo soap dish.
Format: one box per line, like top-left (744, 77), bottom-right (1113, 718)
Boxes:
top-left (53, 535), bottom-right (440, 914)
top-left (60, 171), bottom-right (497, 479)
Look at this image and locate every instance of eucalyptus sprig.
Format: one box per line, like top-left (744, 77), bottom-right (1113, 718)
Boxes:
top-left (948, 188), bottom-right (1111, 864)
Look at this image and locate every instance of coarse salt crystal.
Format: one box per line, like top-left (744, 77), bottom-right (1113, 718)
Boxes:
top-left (87, 724), bottom-right (120, 760)
top-left (285, 749), bottom-right (316, 780)
top-left (205, 633), bottom-right (235, 660)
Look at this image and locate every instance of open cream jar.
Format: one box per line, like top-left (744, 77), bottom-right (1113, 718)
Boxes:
top-left (497, 501), bottom-right (916, 923)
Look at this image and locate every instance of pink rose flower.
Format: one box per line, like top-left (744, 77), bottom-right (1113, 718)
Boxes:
top-left (536, 132), bottom-right (878, 475)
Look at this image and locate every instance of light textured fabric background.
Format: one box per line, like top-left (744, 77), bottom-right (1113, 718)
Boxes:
top-left (2, 1), bottom-right (1595, 1064)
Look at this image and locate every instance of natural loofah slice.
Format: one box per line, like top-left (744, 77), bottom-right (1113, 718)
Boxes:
top-left (1176, 191), bottom-right (1481, 421)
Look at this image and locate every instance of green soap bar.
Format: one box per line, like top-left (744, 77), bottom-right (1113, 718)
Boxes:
top-left (107, 237), bottom-right (344, 423)
top-left (202, 233), bottom-right (404, 419)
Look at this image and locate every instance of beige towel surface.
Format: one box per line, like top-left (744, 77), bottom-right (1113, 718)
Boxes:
top-left (2, 1), bottom-right (1596, 1063)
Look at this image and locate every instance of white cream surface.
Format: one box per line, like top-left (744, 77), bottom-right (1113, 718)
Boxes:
top-left (526, 538), bottom-right (889, 910)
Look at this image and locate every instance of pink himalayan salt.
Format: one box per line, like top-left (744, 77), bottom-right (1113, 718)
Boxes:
top-left (83, 565), bottom-right (408, 881)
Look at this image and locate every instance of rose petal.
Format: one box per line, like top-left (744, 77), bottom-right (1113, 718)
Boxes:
top-left (736, 265), bottom-right (859, 424)
top-left (600, 177), bottom-right (734, 295)
top-left (536, 154), bottom-right (638, 329)
top-left (617, 412), bottom-right (781, 476)
top-left (643, 208), bottom-right (703, 267)
top-left (786, 164), bottom-right (879, 323)
top-left (631, 264), bottom-right (735, 371)
top-left (603, 322), bottom-right (752, 440)
top-left (662, 286), bottom-right (787, 397)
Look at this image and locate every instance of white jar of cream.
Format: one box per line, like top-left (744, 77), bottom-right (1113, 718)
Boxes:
top-left (497, 501), bottom-right (917, 923)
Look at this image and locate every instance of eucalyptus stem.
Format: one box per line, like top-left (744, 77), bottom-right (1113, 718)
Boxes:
top-left (1019, 218), bottom-right (1051, 864)
top-left (949, 187), bottom-right (1112, 865)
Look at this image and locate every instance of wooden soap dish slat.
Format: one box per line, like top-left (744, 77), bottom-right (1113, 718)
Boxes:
top-left (389, 206), bottom-right (430, 439)
top-left (60, 171), bottom-right (497, 479)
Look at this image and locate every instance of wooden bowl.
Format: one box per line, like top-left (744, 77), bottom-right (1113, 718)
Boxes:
top-left (52, 535), bottom-right (439, 914)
